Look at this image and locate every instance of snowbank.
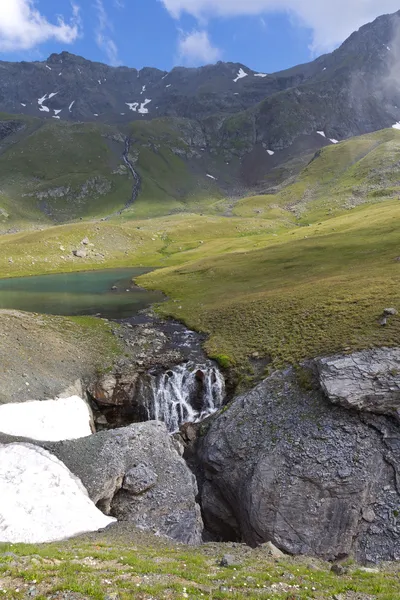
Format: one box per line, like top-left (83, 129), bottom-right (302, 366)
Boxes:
top-left (0, 396), bottom-right (92, 441)
top-left (0, 443), bottom-right (115, 543)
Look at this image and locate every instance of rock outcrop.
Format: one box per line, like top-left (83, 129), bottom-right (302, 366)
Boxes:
top-left (42, 421), bottom-right (203, 544)
top-left (317, 348), bottom-right (400, 419)
top-left (0, 421), bottom-right (202, 544)
top-left (198, 356), bottom-right (400, 563)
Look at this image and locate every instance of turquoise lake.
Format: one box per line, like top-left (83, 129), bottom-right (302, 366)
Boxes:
top-left (0, 268), bottom-right (164, 319)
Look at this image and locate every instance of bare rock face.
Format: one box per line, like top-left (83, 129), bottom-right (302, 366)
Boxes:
top-left (317, 348), bottom-right (400, 419)
top-left (42, 421), bottom-right (203, 544)
top-left (198, 366), bottom-right (400, 562)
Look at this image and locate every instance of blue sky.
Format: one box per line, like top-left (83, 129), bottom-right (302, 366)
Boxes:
top-left (0, 1), bottom-right (399, 73)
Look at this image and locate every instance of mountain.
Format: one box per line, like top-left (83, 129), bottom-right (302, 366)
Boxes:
top-left (1, 10), bottom-right (400, 228)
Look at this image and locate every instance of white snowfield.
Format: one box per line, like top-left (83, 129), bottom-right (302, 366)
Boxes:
top-left (0, 443), bottom-right (115, 544)
top-left (0, 396), bottom-right (92, 441)
top-left (392, 122), bottom-right (400, 130)
top-left (317, 130), bottom-right (326, 138)
top-left (233, 68), bottom-right (248, 83)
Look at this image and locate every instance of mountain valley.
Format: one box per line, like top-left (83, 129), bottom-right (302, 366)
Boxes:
top-left (0, 8), bottom-right (400, 596)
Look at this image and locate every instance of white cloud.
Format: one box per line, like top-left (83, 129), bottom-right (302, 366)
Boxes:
top-left (160, 0), bottom-right (400, 52)
top-left (177, 29), bottom-right (221, 65)
top-left (94, 0), bottom-right (121, 66)
top-left (0, 0), bottom-right (81, 52)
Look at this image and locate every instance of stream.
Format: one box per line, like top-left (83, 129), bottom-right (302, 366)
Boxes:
top-left (0, 268), bottom-right (225, 432)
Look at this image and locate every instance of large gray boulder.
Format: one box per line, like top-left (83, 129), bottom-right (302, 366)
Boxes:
top-left (317, 348), bottom-right (400, 419)
top-left (198, 367), bottom-right (400, 563)
top-left (0, 421), bottom-right (203, 545)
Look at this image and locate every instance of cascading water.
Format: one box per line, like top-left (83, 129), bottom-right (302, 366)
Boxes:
top-left (140, 362), bottom-right (225, 433)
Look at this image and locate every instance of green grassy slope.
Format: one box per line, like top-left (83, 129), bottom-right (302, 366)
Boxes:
top-left (233, 128), bottom-right (400, 223)
top-left (140, 199), bottom-right (400, 373)
top-left (0, 198), bottom-right (398, 380)
top-left (0, 115), bottom-right (226, 229)
top-left (0, 126), bottom-right (399, 380)
top-left (0, 119), bottom-right (133, 226)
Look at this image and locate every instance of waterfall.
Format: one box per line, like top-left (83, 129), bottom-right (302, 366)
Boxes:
top-left (140, 362), bottom-right (225, 433)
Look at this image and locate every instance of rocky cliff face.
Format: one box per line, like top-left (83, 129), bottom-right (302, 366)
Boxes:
top-left (198, 349), bottom-right (400, 563)
top-left (2, 11), bottom-right (400, 216)
top-left (1, 10), bottom-right (400, 151)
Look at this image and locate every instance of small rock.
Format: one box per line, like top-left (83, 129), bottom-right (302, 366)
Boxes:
top-left (72, 249), bottom-right (87, 258)
top-left (331, 563), bottom-right (348, 576)
top-left (123, 464), bottom-right (158, 494)
top-left (362, 508), bottom-right (376, 523)
top-left (82, 237), bottom-right (89, 245)
top-left (380, 316), bottom-right (387, 326)
top-left (219, 554), bottom-right (240, 567)
top-left (359, 566), bottom-right (380, 574)
top-left (262, 541), bottom-right (285, 558)
top-left (384, 307), bottom-right (398, 316)
top-left (338, 467), bottom-right (351, 478)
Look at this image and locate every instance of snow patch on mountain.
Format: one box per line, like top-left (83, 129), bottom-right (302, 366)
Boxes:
top-left (138, 99), bottom-right (152, 114)
top-left (317, 131), bottom-right (326, 138)
top-left (0, 443), bottom-right (115, 544)
top-left (254, 73), bottom-right (267, 78)
top-left (267, 149), bottom-right (275, 155)
top-left (126, 102), bottom-right (139, 112)
top-left (38, 94), bottom-right (50, 112)
top-left (233, 68), bottom-right (248, 83)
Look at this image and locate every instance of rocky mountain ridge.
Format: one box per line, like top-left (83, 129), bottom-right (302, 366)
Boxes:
top-left (0, 9), bottom-right (399, 144)
top-left (1, 9), bottom-right (400, 224)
